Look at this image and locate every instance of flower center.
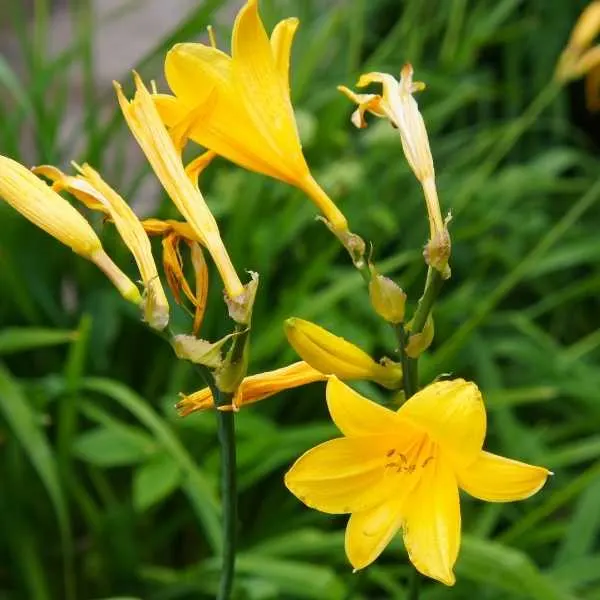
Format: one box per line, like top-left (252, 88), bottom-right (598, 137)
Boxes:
top-left (383, 435), bottom-right (435, 476)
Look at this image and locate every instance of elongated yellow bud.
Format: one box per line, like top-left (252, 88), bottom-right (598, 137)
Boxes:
top-left (0, 155), bottom-right (101, 257)
top-left (0, 156), bottom-right (141, 304)
top-left (284, 318), bottom-right (402, 389)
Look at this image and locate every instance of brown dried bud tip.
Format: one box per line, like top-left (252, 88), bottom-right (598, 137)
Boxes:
top-left (424, 214), bottom-right (452, 279)
top-left (226, 271), bottom-right (259, 325)
top-left (317, 216), bottom-right (366, 268)
top-left (368, 269), bottom-right (407, 324)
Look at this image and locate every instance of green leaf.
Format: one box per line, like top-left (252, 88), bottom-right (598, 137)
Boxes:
top-left (81, 377), bottom-right (221, 552)
top-left (0, 328), bottom-right (77, 355)
top-left (0, 362), bottom-right (72, 594)
top-left (73, 425), bottom-right (157, 467)
top-left (133, 454), bottom-right (181, 512)
top-left (459, 535), bottom-right (573, 600)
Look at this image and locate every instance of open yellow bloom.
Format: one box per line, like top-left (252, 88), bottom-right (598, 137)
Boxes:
top-left (0, 155), bottom-right (141, 304)
top-left (115, 73), bottom-right (244, 299)
top-left (339, 66), bottom-right (450, 276)
top-left (285, 377), bottom-right (550, 585)
top-left (177, 361), bottom-right (326, 415)
top-left (33, 163), bottom-right (169, 330)
top-left (155, 0), bottom-right (348, 233)
top-left (285, 317), bottom-right (402, 389)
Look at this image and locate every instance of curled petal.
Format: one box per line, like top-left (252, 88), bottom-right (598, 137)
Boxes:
top-left (458, 451), bottom-right (551, 502)
top-left (270, 17), bottom-right (299, 91)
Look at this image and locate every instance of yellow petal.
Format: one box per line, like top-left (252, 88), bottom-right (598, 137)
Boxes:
top-left (165, 43), bottom-right (231, 107)
top-left (189, 241), bottom-right (209, 334)
top-left (402, 453), bottom-right (460, 586)
top-left (0, 156), bottom-right (102, 258)
top-left (397, 379), bottom-right (486, 468)
top-left (75, 163), bottom-right (169, 330)
top-left (285, 436), bottom-right (403, 515)
top-left (570, 1), bottom-right (600, 50)
top-left (326, 377), bottom-right (412, 438)
top-left (270, 17), bottom-right (299, 91)
top-left (285, 318), bottom-right (402, 388)
top-left (178, 361), bottom-right (326, 414)
top-left (458, 451), bottom-right (551, 502)
top-left (337, 85), bottom-right (385, 128)
top-left (0, 156), bottom-right (142, 304)
top-left (345, 496), bottom-right (405, 570)
top-left (164, 41), bottom-right (288, 174)
top-left (231, 0), bottom-right (301, 164)
top-left (116, 73), bottom-right (244, 299)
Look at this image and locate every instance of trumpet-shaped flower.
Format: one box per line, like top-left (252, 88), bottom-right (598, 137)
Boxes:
top-left (177, 361), bottom-right (326, 415)
top-left (155, 0), bottom-right (348, 233)
top-left (115, 73), bottom-right (244, 299)
top-left (285, 377), bottom-right (550, 585)
top-left (33, 163), bottom-right (169, 330)
top-left (0, 155), bottom-right (141, 304)
top-left (285, 317), bottom-right (402, 389)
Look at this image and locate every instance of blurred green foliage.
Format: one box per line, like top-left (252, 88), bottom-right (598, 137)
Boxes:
top-left (1, 0), bottom-right (600, 598)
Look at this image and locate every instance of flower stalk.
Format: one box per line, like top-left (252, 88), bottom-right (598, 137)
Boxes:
top-left (194, 362), bottom-right (238, 600)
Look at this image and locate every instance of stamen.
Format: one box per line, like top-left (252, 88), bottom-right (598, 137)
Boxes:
top-left (207, 25), bottom-right (217, 49)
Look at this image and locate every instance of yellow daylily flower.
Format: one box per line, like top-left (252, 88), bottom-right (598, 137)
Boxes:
top-left (556, 1), bottom-right (600, 82)
top-left (115, 73), bottom-right (245, 300)
top-left (339, 66), bottom-right (450, 276)
top-left (155, 0), bottom-right (348, 233)
top-left (33, 163), bottom-right (169, 331)
top-left (285, 377), bottom-right (550, 586)
top-left (0, 155), bottom-right (141, 304)
top-left (177, 361), bottom-right (326, 415)
top-left (284, 318), bottom-right (402, 389)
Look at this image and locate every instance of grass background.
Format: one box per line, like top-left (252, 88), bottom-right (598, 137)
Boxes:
top-left (1, 0), bottom-right (600, 598)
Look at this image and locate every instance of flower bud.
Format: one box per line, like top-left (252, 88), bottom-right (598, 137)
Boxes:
top-left (284, 318), bottom-right (402, 389)
top-left (368, 270), bottom-right (406, 323)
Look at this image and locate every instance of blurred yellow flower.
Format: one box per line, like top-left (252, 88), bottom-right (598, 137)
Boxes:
top-left (285, 377), bottom-right (550, 585)
top-left (155, 0), bottom-right (348, 233)
top-left (177, 361), bottom-right (326, 415)
top-left (556, 1), bottom-right (600, 82)
top-left (115, 73), bottom-right (244, 300)
top-left (556, 2), bottom-right (600, 111)
top-left (284, 317), bottom-right (402, 389)
top-left (34, 163), bottom-right (169, 331)
top-left (0, 155), bottom-right (141, 304)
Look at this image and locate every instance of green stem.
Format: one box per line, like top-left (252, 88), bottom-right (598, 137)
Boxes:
top-left (408, 569), bottom-right (422, 600)
top-left (409, 268), bottom-right (444, 385)
top-left (394, 269), bottom-right (444, 599)
top-left (195, 365), bottom-right (237, 600)
top-left (215, 398), bottom-right (237, 600)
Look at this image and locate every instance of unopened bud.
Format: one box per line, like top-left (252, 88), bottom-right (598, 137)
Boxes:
top-left (405, 314), bottom-right (434, 358)
top-left (285, 317), bottom-right (402, 389)
top-left (369, 269), bottom-right (406, 323)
